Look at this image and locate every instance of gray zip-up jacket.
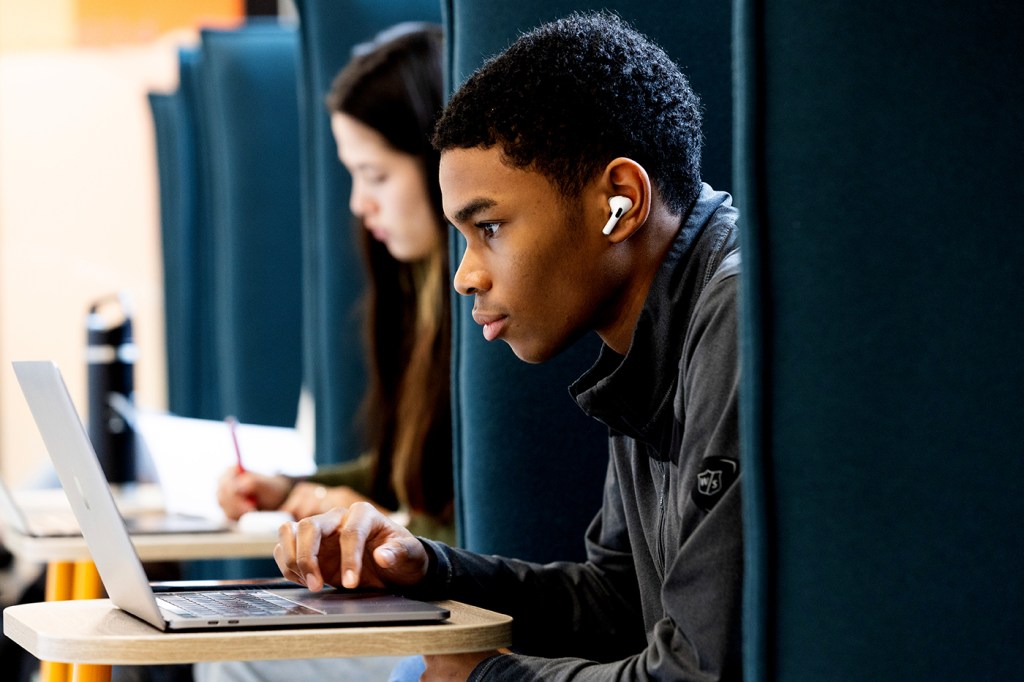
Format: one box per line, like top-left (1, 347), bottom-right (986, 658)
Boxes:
top-left (412, 184), bottom-right (743, 680)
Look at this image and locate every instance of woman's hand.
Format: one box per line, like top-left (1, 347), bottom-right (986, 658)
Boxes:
top-left (280, 483), bottom-right (375, 519)
top-left (216, 468), bottom-right (292, 520)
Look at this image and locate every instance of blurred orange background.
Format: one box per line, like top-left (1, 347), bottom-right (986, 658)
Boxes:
top-left (0, 0), bottom-right (254, 485)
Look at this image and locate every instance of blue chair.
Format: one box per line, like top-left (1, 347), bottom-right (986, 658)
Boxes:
top-left (148, 90), bottom-right (202, 419)
top-left (443, 1), bottom-right (734, 563)
top-left (164, 46), bottom-right (222, 421)
top-left (198, 24), bottom-right (304, 427)
top-left (157, 24), bottom-right (307, 580)
top-left (293, 0), bottom-right (442, 466)
top-left (734, 1), bottom-right (1024, 678)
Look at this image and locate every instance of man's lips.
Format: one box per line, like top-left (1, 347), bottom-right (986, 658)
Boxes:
top-left (472, 311), bottom-right (508, 342)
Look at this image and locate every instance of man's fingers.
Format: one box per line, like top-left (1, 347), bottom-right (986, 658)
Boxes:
top-left (272, 542), bottom-right (305, 585)
top-left (373, 535), bottom-right (423, 571)
top-left (274, 511), bottom-right (343, 591)
top-left (277, 503), bottom-right (419, 592)
top-left (338, 501), bottom-right (388, 588)
top-left (338, 519), bottom-right (366, 588)
top-left (273, 521), bottom-right (304, 584)
top-left (294, 514), bottom-right (331, 591)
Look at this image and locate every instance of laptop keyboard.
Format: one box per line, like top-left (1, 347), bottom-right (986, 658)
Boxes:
top-left (157, 590), bottom-right (321, 618)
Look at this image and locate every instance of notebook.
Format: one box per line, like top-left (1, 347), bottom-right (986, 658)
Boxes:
top-left (132, 410), bottom-right (315, 521)
top-left (0, 475), bottom-right (230, 537)
top-left (12, 360), bottom-right (450, 631)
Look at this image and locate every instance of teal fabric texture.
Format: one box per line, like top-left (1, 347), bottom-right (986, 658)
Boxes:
top-left (148, 90), bottom-right (202, 418)
top-left (153, 28), bottom-right (304, 427)
top-left (198, 25), bottom-right (304, 427)
top-left (165, 46), bottom-right (222, 421)
top-left (735, 1), bottom-right (1024, 678)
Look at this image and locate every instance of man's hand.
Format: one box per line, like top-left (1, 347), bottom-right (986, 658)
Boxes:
top-left (216, 468), bottom-right (292, 519)
top-left (422, 652), bottom-right (503, 680)
top-left (273, 502), bottom-right (429, 591)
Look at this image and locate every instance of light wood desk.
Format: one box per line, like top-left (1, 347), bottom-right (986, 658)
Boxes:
top-left (2, 483), bottom-right (279, 573)
top-left (2, 525), bottom-right (279, 564)
top-left (1, 484), bottom-right (281, 682)
top-left (4, 598), bottom-right (512, 680)
top-left (2, 508), bottom-right (280, 610)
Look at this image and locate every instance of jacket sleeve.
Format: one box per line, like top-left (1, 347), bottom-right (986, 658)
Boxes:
top-left (409, 267), bottom-right (743, 681)
top-left (409, 460), bottom-right (647, 663)
top-left (472, 266), bottom-right (742, 681)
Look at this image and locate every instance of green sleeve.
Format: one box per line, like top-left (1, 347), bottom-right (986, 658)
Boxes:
top-left (302, 453), bottom-right (375, 496)
top-left (406, 512), bottom-right (457, 546)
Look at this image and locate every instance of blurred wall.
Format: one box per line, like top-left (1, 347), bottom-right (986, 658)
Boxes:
top-left (0, 1), bottom-right (243, 486)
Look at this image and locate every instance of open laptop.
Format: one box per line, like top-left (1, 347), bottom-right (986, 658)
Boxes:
top-left (12, 360), bottom-right (450, 631)
top-left (0, 475), bottom-right (229, 537)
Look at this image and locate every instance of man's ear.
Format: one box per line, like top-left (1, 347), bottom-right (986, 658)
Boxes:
top-left (600, 157), bottom-right (651, 243)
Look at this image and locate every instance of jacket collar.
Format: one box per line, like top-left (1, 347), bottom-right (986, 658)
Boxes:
top-left (570, 184), bottom-right (738, 451)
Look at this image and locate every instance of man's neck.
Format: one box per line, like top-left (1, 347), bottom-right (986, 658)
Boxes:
top-left (597, 201), bottom-right (682, 354)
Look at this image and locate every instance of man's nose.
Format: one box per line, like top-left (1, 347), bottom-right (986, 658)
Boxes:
top-left (454, 248), bottom-right (489, 296)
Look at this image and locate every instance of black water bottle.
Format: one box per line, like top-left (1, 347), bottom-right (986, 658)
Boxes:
top-left (87, 294), bottom-right (137, 483)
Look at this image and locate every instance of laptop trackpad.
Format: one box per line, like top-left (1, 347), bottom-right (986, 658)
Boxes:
top-left (270, 589), bottom-right (445, 618)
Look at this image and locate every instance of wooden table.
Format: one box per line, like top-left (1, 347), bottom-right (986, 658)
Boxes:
top-left (1, 484), bottom-right (281, 682)
top-left (4, 598), bottom-right (512, 679)
top-left (2, 525), bottom-right (279, 564)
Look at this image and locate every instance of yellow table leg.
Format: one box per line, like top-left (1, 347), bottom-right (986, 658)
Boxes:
top-left (72, 663), bottom-right (113, 682)
top-left (45, 561), bottom-right (75, 600)
top-left (70, 560), bottom-right (111, 681)
top-left (41, 561), bottom-right (109, 681)
top-left (41, 561), bottom-right (75, 682)
top-left (72, 560), bottom-right (103, 599)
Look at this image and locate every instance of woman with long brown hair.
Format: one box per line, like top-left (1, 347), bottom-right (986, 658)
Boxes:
top-left (216, 22), bottom-right (454, 548)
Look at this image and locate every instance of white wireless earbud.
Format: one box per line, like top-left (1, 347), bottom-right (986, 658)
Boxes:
top-left (602, 196), bottom-right (634, 235)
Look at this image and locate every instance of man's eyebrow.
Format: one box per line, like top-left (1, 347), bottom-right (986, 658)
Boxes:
top-left (449, 197), bottom-right (497, 225)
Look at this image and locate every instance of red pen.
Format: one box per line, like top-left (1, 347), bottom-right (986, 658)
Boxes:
top-left (226, 416), bottom-right (258, 507)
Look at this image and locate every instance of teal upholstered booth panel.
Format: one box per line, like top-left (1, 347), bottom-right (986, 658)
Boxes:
top-left (170, 26), bottom-right (305, 580)
top-left (148, 90), bottom-right (201, 418)
top-left (293, 0), bottom-right (442, 465)
top-left (735, 1), bottom-right (1024, 679)
top-left (167, 46), bottom-right (222, 421)
top-left (198, 24), bottom-right (303, 427)
top-left (444, 0), bottom-right (733, 563)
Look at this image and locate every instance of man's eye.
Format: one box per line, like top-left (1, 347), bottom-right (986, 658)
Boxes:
top-left (477, 222), bottom-right (501, 239)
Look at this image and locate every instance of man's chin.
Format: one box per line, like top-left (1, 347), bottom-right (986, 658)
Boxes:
top-left (505, 338), bottom-right (565, 365)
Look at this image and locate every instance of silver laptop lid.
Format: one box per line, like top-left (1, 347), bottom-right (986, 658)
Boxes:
top-left (13, 361), bottom-right (167, 629)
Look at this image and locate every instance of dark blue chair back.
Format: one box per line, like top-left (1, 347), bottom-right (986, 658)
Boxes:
top-left (154, 26), bottom-right (305, 579)
top-left (735, 1), bottom-right (1024, 678)
top-left (443, 1), bottom-right (733, 562)
top-left (148, 89), bottom-right (202, 418)
top-left (293, 0), bottom-right (443, 465)
top-left (198, 24), bottom-right (304, 427)
top-left (163, 46), bottom-right (222, 420)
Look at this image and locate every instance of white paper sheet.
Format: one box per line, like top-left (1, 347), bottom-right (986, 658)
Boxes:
top-left (135, 412), bottom-right (316, 520)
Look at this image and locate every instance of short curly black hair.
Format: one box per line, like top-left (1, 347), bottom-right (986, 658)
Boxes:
top-left (433, 11), bottom-right (703, 214)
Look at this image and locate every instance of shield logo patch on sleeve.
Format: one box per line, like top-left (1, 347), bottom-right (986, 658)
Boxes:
top-left (692, 456), bottom-right (738, 512)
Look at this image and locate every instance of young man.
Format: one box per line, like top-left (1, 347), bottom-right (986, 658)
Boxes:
top-left (275, 12), bottom-right (743, 680)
